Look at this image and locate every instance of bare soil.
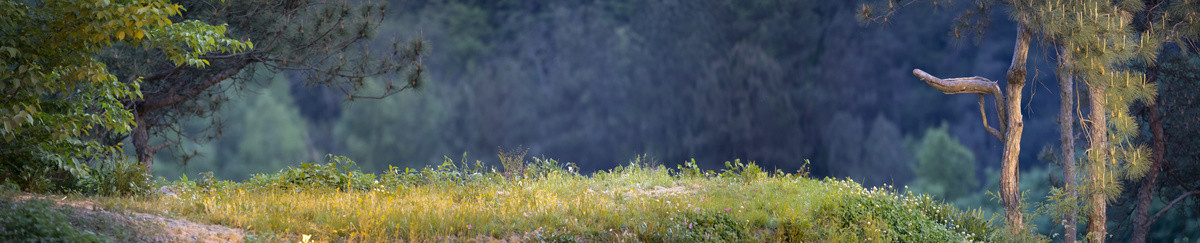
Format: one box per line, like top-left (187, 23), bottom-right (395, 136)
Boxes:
top-left (10, 194), bottom-right (244, 242)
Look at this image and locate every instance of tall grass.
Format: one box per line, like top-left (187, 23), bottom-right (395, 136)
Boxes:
top-left (98, 155), bottom-right (996, 242)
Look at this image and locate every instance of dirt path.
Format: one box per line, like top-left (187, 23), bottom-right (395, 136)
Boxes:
top-left (10, 194), bottom-right (244, 242)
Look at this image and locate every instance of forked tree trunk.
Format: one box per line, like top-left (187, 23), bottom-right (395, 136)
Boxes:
top-left (1086, 83), bottom-right (1108, 243)
top-left (911, 24), bottom-right (1031, 236)
top-left (1058, 54), bottom-right (1078, 243)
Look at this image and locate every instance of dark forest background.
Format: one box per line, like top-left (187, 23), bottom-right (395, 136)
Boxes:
top-left (138, 1), bottom-right (1199, 238)
top-left (151, 0), bottom-right (1042, 181)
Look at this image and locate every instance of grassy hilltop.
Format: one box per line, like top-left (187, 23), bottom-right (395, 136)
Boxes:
top-left (7, 155), bottom-right (999, 242)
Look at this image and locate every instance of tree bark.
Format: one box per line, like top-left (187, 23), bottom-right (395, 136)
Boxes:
top-left (1129, 1), bottom-right (1167, 241)
top-left (1086, 82), bottom-right (1108, 243)
top-left (1131, 74), bottom-right (1166, 243)
top-left (911, 24), bottom-right (1031, 236)
top-left (131, 111), bottom-right (154, 172)
top-left (1000, 24), bottom-right (1031, 235)
top-left (1058, 53), bottom-right (1078, 243)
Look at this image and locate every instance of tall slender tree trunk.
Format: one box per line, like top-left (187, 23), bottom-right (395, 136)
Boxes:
top-left (1086, 84), bottom-right (1108, 243)
top-left (1131, 71), bottom-right (1166, 243)
top-left (1000, 24), bottom-right (1032, 234)
top-left (1058, 54), bottom-right (1078, 243)
top-left (911, 24), bottom-right (1031, 236)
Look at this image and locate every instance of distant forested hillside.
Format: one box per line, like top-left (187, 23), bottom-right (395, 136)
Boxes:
top-left (150, 1), bottom-right (1062, 184)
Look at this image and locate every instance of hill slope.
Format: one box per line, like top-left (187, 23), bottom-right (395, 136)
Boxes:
top-left (18, 156), bottom-right (998, 242)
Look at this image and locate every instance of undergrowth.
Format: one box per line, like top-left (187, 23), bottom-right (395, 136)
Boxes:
top-left (96, 154), bottom-right (998, 242)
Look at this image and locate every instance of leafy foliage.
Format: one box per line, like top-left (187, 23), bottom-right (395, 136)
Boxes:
top-left (78, 159), bottom-right (154, 196)
top-left (246, 155), bottom-right (374, 191)
top-left (0, 0), bottom-right (249, 191)
top-left (107, 0), bottom-right (425, 171)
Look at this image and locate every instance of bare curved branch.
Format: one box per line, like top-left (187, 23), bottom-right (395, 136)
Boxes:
top-left (1149, 190), bottom-right (1200, 227)
top-left (913, 68), bottom-right (1007, 138)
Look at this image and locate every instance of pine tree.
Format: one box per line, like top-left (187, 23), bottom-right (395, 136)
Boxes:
top-left (1021, 1), bottom-right (1159, 241)
top-left (1128, 1), bottom-right (1200, 242)
top-left (862, 1), bottom-right (1161, 240)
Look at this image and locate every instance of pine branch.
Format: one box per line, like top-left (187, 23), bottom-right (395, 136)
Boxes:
top-left (141, 59), bottom-right (253, 111)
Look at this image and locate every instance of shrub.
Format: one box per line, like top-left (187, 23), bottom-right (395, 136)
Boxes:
top-left (0, 153), bottom-right (87, 193)
top-left (809, 179), bottom-right (993, 242)
top-left (675, 158), bottom-right (712, 178)
top-left (79, 159), bottom-right (154, 196)
top-left (247, 155), bottom-right (374, 190)
top-left (526, 157), bottom-right (579, 179)
top-left (719, 159), bottom-right (765, 182)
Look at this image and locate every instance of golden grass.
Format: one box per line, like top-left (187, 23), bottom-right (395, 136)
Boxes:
top-left (95, 160), bottom-right (992, 242)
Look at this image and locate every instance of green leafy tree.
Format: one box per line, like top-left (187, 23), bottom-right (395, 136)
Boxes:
top-left (333, 79), bottom-right (447, 172)
top-left (226, 74), bottom-right (313, 178)
top-left (910, 124), bottom-right (978, 201)
top-left (0, 0), bottom-right (249, 190)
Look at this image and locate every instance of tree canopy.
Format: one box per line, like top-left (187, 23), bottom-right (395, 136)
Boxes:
top-left (0, 0), bottom-right (249, 189)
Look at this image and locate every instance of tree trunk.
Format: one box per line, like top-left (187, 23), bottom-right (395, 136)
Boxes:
top-left (1130, 5), bottom-right (1164, 239)
top-left (132, 110), bottom-right (154, 172)
top-left (1058, 54), bottom-right (1078, 243)
top-left (911, 24), bottom-right (1030, 236)
top-left (1000, 24), bottom-right (1031, 235)
top-left (1131, 77), bottom-right (1165, 243)
top-left (1086, 83), bottom-right (1108, 243)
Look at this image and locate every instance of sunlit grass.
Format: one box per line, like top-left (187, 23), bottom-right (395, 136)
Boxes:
top-left (96, 156), bottom-right (995, 242)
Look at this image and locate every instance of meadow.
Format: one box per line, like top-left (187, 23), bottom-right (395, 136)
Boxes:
top-left (74, 154), bottom-right (1000, 242)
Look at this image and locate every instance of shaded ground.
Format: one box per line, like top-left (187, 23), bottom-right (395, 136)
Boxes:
top-left (8, 194), bottom-right (243, 242)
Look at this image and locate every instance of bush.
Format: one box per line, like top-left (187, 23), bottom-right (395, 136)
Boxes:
top-left (0, 153), bottom-right (87, 193)
top-left (246, 155), bottom-right (374, 190)
top-left (79, 159), bottom-right (154, 196)
top-left (719, 159), bottom-right (765, 182)
top-left (809, 179), bottom-right (993, 242)
top-left (526, 157), bottom-right (579, 179)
